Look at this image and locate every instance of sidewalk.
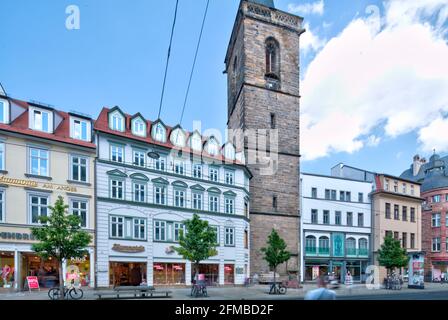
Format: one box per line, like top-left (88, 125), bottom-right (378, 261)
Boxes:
top-left (0, 283), bottom-right (447, 300)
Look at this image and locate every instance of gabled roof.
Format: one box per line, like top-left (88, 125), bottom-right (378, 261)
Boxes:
top-left (94, 107), bottom-right (245, 165)
top-left (0, 95), bottom-right (96, 150)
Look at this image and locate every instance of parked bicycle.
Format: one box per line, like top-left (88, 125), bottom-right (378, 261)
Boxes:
top-left (48, 286), bottom-right (84, 300)
top-left (384, 274), bottom-right (402, 290)
top-left (269, 282), bottom-right (287, 295)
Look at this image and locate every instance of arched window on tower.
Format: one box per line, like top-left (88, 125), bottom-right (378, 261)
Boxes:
top-left (265, 38), bottom-right (280, 80)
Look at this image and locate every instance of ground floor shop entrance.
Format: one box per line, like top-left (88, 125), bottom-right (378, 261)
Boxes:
top-left (224, 264), bottom-right (234, 284)
top-left (109, 262), bottom-right (147, 287)
top-left (66, 255), bottom-right (91, 287)
top-left (153, 263), bottom-right (185, 285)
top-left (431, 261), bottom-right (448, 281)
top-left (304, 259), bottom-right (369, 283)
top-left (192, 264), bottom-right (219, 286)
top-left (0, 252), bottom-right (15, 288)
top-left (20, 253), bottom-right (59, 289)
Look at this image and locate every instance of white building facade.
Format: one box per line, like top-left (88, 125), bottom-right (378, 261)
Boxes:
top-left (300, 173), bottom-right (372, 283)
top-left (94, 107), bottom-right (251, 288)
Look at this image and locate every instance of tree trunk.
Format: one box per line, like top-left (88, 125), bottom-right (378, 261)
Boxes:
top-left (273, 266), bottom-right (277, 293)
top-left (58, 260), bottom-right (64, 300)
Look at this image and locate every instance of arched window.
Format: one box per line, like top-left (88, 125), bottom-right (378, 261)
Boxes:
top-left (358, 238), bottom-right (368, 256)
top-left (305, 235), bottom-right (316, 254)
top-left (319, 236), bottom-right (330, 254)
top-left (346, 237), bottom-right (356, 256)
top-left (265, 38), bottom-right (280, 80)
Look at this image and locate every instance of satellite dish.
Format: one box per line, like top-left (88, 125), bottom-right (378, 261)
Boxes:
top-left (147, 151), bottom-right (160, 159)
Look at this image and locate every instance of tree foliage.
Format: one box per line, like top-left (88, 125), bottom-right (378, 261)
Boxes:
top-left (174, 214), bottom-right (218, 277)
top-left (31, 196), bottom-right (92, 299)
top-left (261, 229), bottom-right (291, 288)
top-left (377, 235), bottom-right (409, 272)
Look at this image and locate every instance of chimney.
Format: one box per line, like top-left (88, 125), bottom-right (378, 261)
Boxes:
top-left (413, 155), bottom-right (424, 176)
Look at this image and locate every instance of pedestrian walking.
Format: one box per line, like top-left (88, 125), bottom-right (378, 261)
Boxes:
top-left (345, 271), bottom-right (353, 295)
top-left (304, 275), bottom-right (336, 300)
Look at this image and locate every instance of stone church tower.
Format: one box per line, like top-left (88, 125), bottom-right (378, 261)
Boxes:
top-left (225, 0), bottom-right (304, 276)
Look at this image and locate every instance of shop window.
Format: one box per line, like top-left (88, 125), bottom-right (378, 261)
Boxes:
top-left (224, 264), bottom-right (235, 285)
top-left (109, 262), bottom-right (146, 287)
top-left (0, 252), bottom-right (14, 288)
top-left (154, 263), bottom-right (185, 285)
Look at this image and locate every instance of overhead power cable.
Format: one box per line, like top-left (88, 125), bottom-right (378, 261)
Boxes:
top-left (179, 0), bottom-right (210, 126)
top-left (157, 0), bottom-right (180, 120)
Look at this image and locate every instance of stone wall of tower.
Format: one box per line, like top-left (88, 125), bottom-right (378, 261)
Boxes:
top-left (226, 1), bottom-right (303, 276)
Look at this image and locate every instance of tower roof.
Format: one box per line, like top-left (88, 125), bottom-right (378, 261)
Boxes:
top-left (246, 0), bottom-right (275, 9)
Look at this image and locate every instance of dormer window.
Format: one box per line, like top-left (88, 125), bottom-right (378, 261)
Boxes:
top-left (70, 117), bottom-right (91, 141)
top-left (152, 122), bottom-right (166, 142)
top-left (0, 99), bottom-right (9, 124)
top-left (29, 107), bottom-right (53, 133)
top-left (207, 138), bottom-right (219, 156)
top-left (132, 117), bottom-right (146, 137)
top-left (224, 143), bottom-right (236, 160)
top-left (109, 111), bottom-right (124, 132)
top-left (170, 128), bottom-right (186, 148)
top-left (190, 132), bottom-right (202, 152)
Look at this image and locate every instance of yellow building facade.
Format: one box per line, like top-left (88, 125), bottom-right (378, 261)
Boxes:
top-left (0, 95), bottom-right (96, 290)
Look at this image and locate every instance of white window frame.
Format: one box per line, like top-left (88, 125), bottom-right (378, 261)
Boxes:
top-left (110, 144), bottom-right (124, 163)
top-left (174, 189), bottom-right (186, 208)
top-left (132, 118), bottom-right (146, 137)
top-left (70, 155), bottom-right (88, 183)
top-left (133, 182), bottom-right (146, 203)
top-left (0, 189), bottom-right (5, 223)
top-left (110, 216), bottom-right (125, 238)
top-left (70, 198), bottom-right (89, 228)
top-left (29, 147), bottom-right (49, 177)
top-left (192, 192), bottom-right (203, 210)
top-left (29, 193), bottom-right (49, 225)
top-left (225, 171), bottom-right (234, 185)
top-left (109, 111), bottom-right (125, 132)
top-left (0, 142), bottom-right (4, 171)
top-left (225, 197), bottom-right (235, 214)
top-left (154, 220), bottom-right (166, 241)
top-left (209, 167), bottom-right (219, 182)
top-left (110, 179), bottom-right (124, 200)
top-left (432, 237), bottom-right (441, 252)
top-left (0, 99), bottom-right (9, 124)
top-left (154, 185), bottom-right (167, 205)
top-left (193, 164), bottom-right (202, 179)
top-left (225, 227), bottom-right (235, 246)
top-left (29, 107), bottom-right (53, 133)
top-left (173, 160), bottom-right (186, 175)
top-left (155, 157), bottom-right (166, 171)
top-left (133, 149), bottom-right (146, 167)
top-left (133, 218), bottom-right (146, 240)
top-left (152, 123), bottom-right (166, 142)
top-left (70, 117), bottom-right (91, 141)
top-left (209, 195), bottom-right (219, 212)
top-left (432, 213), bottom-right (441, 227)
top-left (190, 133), bottom-right (202, 151)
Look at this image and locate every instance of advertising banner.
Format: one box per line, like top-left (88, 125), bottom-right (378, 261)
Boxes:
top-left (408, 253), bottom-right (425, 289)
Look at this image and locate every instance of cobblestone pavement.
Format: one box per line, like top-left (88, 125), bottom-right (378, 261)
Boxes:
top-left (0, 283), bottom-right (447, 300)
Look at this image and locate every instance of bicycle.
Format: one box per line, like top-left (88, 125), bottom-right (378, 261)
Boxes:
top-left (269, 282), bottom-right (287, 295)
top-left (48, 286), bottom-right (84, 300)
top-left (190, 282), bottom-right (208, 298)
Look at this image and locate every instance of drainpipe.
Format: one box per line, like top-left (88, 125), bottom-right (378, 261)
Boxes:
top-left (93, 130), bottom-right (99, 289)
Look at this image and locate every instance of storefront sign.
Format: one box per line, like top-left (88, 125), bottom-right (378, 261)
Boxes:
top-left (26, 276), bottom-right (40, 291)
top-left (112, 244), bottom-right (145, 253)
top-left (165, 246), bottom-right (175, 254)
top-left (0, 232), bottom-right (35, 241)
top-left (0, 176), bottom-right (77, 192)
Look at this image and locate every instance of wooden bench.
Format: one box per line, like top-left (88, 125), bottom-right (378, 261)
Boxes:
top-left (94, 287), bottom-right (172, 300)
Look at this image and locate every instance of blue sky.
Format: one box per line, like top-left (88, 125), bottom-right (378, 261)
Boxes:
top-left (1, 0), bottom-right (447, 177)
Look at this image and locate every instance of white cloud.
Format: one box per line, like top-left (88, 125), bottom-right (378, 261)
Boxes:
top-left (366, 135), bottom-right (381, 147)
top-left (288, 0), bottom-right (324, 16)
top-left (418, 117), bottom-right (448, 153)
top-left (301, 23), bottom-right (326, 55)
top-left (301, 1), bottom-right (448, 161)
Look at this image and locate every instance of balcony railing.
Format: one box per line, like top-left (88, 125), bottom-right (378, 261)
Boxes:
top-left (306, 247), bottom-right (369, 257)
top-left (305, 247), bottom-right (330, 256)
top-left (347, 248), bottom-right (369, 257)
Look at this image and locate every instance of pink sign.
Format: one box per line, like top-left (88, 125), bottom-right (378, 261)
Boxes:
top-left (26, 276), bottom-right (39, 290)
top-left (198, 274), bottom-right (205, 281)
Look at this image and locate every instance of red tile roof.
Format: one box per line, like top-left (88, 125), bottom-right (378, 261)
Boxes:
top-left (94, 107), bottom-right (244, 165)
top-left (0, 97), bottom-right (96, 149)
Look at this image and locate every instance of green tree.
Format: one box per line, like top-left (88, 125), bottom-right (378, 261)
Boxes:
top-left (261, 229), bottom-right (291, 288)
top-left (378, 235), bottom-right (409, 275)
top-left (31, 196), bottom-right (92, 299)
top-left (174, 214), bottom-right (218, 282)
